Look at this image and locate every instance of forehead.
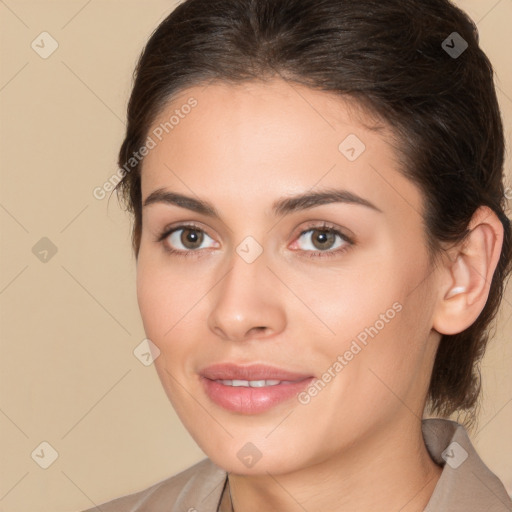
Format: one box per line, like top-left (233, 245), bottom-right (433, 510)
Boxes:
top-left (140, 79), bottom-right (423, 222)
top-left (148, 79), bottom-right (386, 148)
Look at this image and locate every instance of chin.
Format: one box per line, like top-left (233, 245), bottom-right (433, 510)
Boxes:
top-left (208, 451), bottom-right (300, 476)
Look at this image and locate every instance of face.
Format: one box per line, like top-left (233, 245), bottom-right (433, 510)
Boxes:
top-left (136, 79), bottom-right (442, 475)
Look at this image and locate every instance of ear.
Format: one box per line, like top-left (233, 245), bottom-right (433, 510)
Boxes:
top-left (432, 205), bottom-right (504, 335)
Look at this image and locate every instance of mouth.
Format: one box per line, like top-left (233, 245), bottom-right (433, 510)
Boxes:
top-left (199, 362), bottom-right (313, 381)
top-left (213, 378), bottom-right (303, 387)
top-left (199, 362), bottom-right (315, 414)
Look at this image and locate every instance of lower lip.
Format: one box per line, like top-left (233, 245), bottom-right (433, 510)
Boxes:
top-left (200, 376), bottom-right (315, 414)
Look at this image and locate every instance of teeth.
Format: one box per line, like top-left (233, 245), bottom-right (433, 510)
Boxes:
top-left (217, 379), bottom-right (284, 387)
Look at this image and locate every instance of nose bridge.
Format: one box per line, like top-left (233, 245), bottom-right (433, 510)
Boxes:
top-left (207, 239), bottom-right (285, 341)
top-left (226, 241), bottom-right (267, 300)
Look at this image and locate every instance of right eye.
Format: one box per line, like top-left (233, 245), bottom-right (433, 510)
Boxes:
top-left (157, 223), bottom-right (219, 257)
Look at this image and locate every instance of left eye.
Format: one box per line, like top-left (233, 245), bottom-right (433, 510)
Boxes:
top-left (294, 227), bottom-right (350, 252)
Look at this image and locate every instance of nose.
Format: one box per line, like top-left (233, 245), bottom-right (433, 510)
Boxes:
top-left (207, 246), bottom-right (286, 343)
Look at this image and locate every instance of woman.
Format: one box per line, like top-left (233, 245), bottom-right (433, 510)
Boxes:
top-left (82, 0), bottom-right (512, 510)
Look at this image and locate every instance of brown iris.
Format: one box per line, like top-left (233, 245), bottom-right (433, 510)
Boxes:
top-left (310, 229), bottom-right (336, 250)
top-left (180, 228), bottom-right (204, 249)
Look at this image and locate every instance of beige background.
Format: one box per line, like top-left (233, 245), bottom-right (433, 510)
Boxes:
top-left (0, 1), bottom-right (511, 511)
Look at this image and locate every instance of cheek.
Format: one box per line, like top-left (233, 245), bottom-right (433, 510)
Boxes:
top-left (136, 260), bottom-right (162, 337)
top-left (289, 263), bottom-right (400, 345)
top-left (135, 254), bottom-right (207, 368)
top-left (301, 261), bottom-right (427, 386)
top-left (136, 254), bottom-right (181, 346)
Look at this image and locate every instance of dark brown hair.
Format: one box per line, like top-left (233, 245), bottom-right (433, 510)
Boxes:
top-left (113, 0), bottom-right (512, 426)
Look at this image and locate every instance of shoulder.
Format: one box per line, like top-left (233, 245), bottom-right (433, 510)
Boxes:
top-left (78, 457), bottom-right (228, 512)
top-left (422, 418), bottom-right (512, 511)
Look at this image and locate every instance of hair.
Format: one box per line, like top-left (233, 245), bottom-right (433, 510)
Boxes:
top-left (113, 0), bottom-right (512, 427)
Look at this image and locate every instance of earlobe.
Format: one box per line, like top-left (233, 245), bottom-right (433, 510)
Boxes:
top-left (432, 205), bottom-right (504, 336)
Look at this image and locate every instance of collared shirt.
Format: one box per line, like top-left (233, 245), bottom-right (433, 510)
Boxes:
top-left (79, 418), bottom-right (512, 511)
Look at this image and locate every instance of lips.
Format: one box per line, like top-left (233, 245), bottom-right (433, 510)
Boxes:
top-left (198, 363), bottom-right (315, 414)
top-left (199, 362), bottom-right (313, 382)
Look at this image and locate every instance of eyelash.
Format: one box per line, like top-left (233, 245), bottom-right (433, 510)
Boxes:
top-left (155, 221), bottom-right (355, 260)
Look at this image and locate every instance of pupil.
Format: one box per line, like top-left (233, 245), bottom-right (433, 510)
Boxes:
top-left (314, 230), bottom-right (334, 249)
top-left (182, 228), bottom-right (203, 249)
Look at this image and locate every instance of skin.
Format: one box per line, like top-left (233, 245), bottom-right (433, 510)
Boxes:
top-left (135, 78), bottom-right (503, 512)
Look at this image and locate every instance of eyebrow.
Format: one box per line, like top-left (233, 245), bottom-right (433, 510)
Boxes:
top-left (142, 187), bottom-right (383, 218)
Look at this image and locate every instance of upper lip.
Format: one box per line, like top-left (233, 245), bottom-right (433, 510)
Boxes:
top-left (199, 363), bottom-right (313, 381)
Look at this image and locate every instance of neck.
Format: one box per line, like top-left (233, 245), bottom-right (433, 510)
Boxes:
top-left (228, 418), bottom-right (442, 512)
